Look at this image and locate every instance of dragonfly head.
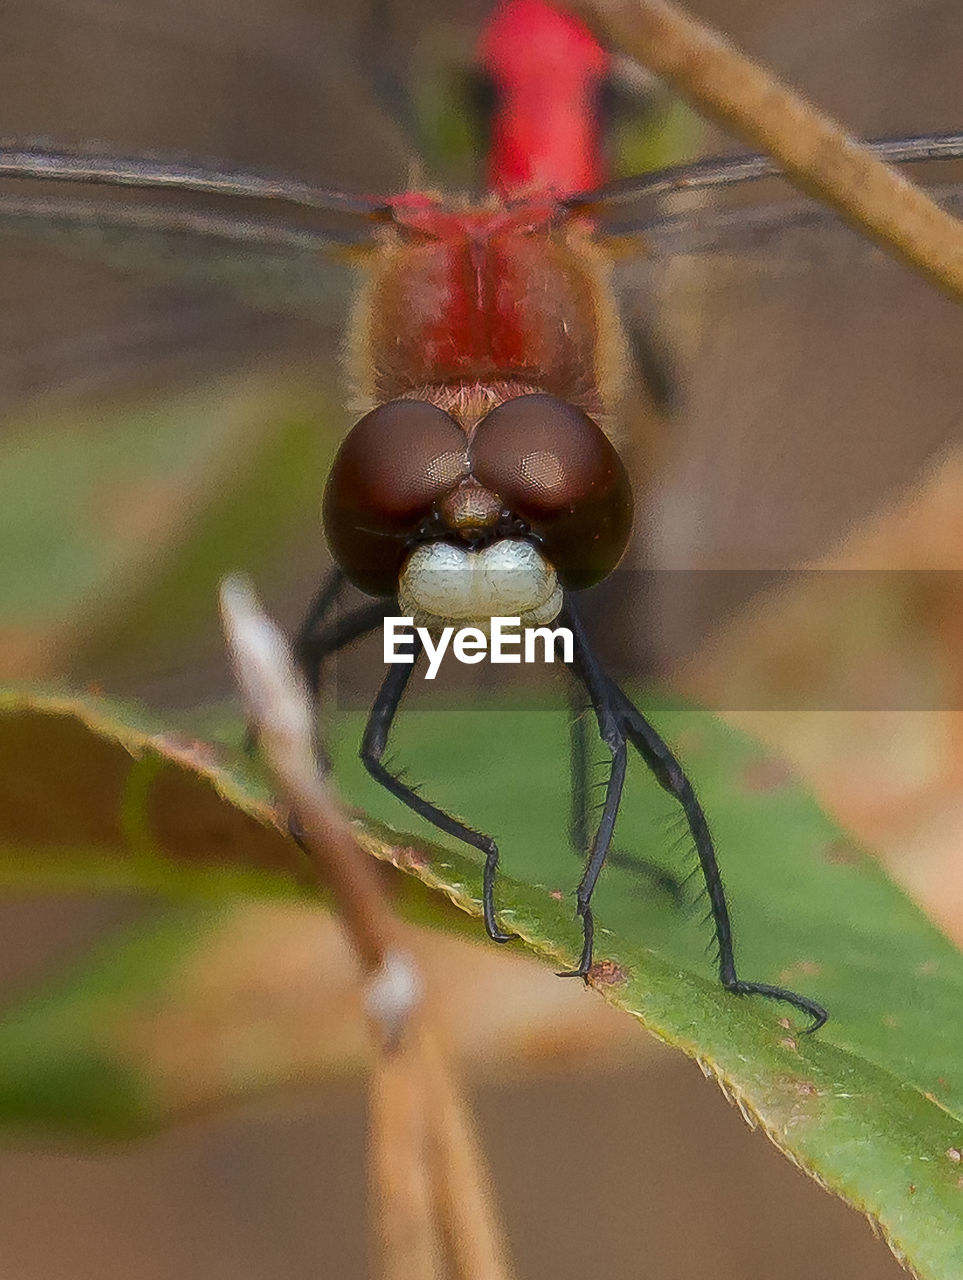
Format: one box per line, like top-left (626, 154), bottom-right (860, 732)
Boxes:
top-left (322, 393), bottom-right (633, 632)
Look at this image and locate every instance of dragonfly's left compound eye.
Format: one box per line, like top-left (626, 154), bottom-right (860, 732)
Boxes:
top-left (323, 400), bottom-right (469, 595)
top-left (470, 394), bottom-right (633, 589)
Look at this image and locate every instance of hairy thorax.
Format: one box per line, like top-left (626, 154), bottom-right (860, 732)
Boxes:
top-left (347, 194), bottom-right (629, 436)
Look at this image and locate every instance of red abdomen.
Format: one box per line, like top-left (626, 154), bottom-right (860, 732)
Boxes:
top-left (479, 0), bottom-right (609, 196)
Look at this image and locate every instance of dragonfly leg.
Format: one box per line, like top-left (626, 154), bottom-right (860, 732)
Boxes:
top-left (296, 599), bottom-right (395, 775)
top-left (559, 600), bottom-right (629, 978)
top-left (564, 598), bottom-right (828, 1032)
top-left (361, 637), bottom-right (517, 945)
top-left (568, 687), bottom-right (592, 856)
top-left (609, 686), bottom-right (827, 1032)
top-left (290, 565), bottom-right (359, 705)
top-left (247, 578), bottom-right (386, 791)
top-left (569, 669), bottom-right (684, 902)
top-left (297, 599), bottom-right (392, 707)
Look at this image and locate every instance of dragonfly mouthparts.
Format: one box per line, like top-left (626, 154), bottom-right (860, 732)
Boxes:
top-left (397, 537), bottom-right (563, 634)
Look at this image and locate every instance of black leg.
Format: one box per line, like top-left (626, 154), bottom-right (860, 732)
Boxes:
top-left (361, 637), bottom-right (516, 944)
top-left (294, 599), bottom-right (394, 778)
top-left (291, 566), bottom-right (347, 699)
top-left (246, 573), bottom-right (386, 794)
top-left (562, 597), bottom-right (827, 1032)
top-left (569, 689), bottom-right (591, 856)
top-left (570, 682), bottom-right (684, 903)
top-left (559, 600), bottom-right (627, 977)
top-left (297, 600), bottom-right (393, 703)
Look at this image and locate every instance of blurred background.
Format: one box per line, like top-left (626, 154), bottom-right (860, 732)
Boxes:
top-left (0, 0), bottom-right (961, 1275)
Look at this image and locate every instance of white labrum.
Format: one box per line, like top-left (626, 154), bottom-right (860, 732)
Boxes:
top-left (397, 537), bottom-right (564, 633)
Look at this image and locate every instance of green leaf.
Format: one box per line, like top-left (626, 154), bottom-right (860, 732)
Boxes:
top-left (1, 687), bottom-right (963, 1278)
top-left (0, 687), bottom-right (466, 917)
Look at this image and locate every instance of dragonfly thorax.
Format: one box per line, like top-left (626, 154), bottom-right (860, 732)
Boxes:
top-left (353, 197), bottom-right (627, 415)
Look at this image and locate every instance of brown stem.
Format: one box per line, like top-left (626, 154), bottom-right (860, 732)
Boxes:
top-left (369, 1029), bottom-right (447, 1280)
top-left (285, 762), bottom-right (400, 975)
top-left (220, 578), bottom-right (398, 975)
top-left (420, 1024), bottom-right (515, 1280)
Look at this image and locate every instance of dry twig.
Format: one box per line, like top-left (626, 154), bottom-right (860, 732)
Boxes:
top-left (220, 577), bottom-right (514, 1280)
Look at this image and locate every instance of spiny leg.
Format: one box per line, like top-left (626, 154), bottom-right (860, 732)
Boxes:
top-left (561, 598), bottom-right (827, 1031)
top-left (568, 687), bottom-right (591, 856)
top-left (605, 676), bottom-right (827, 1032)
top-left (247, 589), bottom-right (385, 781)
top-left (558, 599), bottom-right (628, 977)
top-left (290, 567), bottom-right (393, 721)
top-left (569, 681), bottom-right (684, 903)
top-left (297, 599), bottom-right (394, 713)
top-left (361, 637), bottom-right (516, 944)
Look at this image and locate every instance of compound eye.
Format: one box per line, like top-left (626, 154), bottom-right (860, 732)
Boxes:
top-left (470, 394), bottom-right (633, 589)
top-left (323, 400), bottom-right (469, 595)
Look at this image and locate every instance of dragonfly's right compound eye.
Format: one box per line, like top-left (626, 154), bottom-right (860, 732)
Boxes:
top-left (323, 400), bottom-right (470, 595)
top-left (471, 394), bottom-right (633, 589)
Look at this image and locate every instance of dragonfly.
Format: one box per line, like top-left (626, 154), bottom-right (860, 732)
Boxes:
top-left (2, 0), bottom-right (962, 1032)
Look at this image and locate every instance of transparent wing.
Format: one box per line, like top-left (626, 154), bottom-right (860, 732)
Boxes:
top-left (568, 131), bottom-right (963, 216)
top-left (3, 132), bottom-right (961, 326)
top-left (0, 143), bottom-right (391, 324)
top-left (0, 144), bottom-right (391, 218)
top-left (573, 133), bottom-right (963, 272)
top-left (631, 180), bottom-right (963, 262)
top-left (0, 141), bottom-right (398, 411)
